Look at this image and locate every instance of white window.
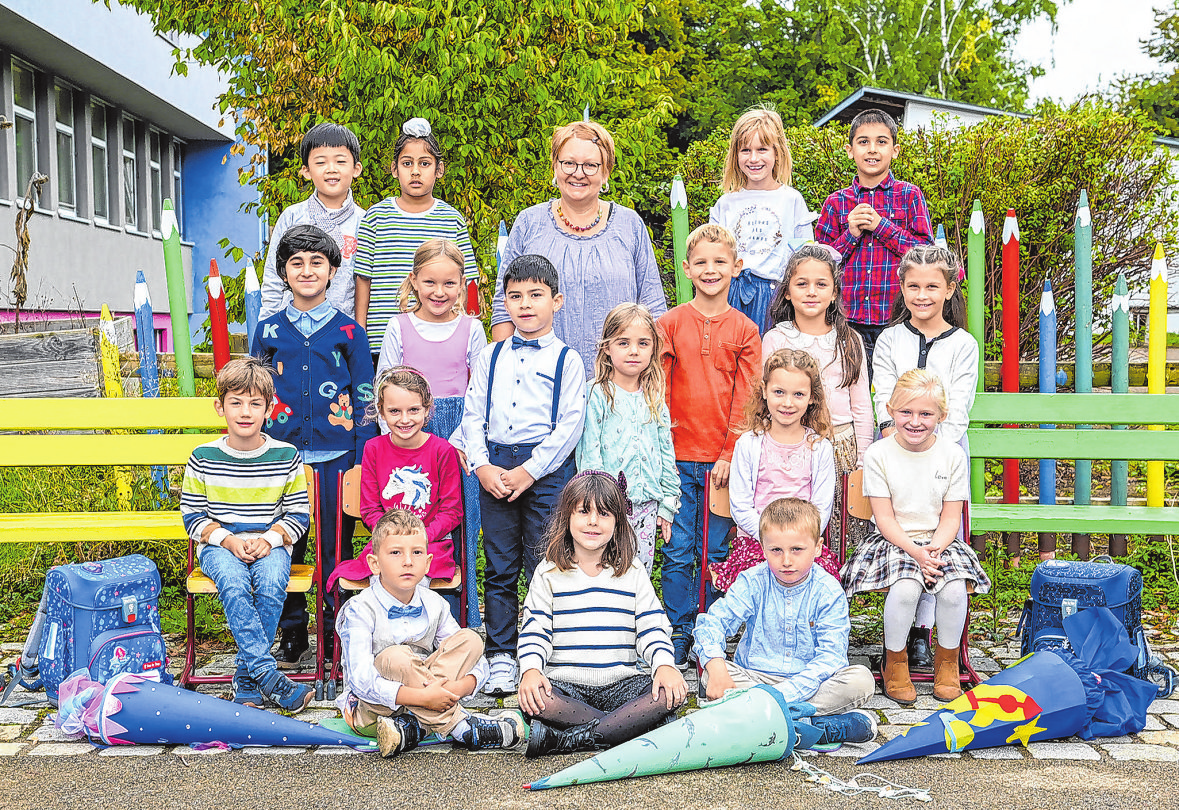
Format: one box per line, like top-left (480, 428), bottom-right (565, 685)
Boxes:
top-left (172, 141), bottom-right (184, 238)
top-left (149, 130), bottom-right (162, 233)
top-left (12, 62), bottom-right (37, 194)
top-left (55, 84), bottom-right (76, 211)
top-left (122, 116), bottom-right (137, 228)
top-left (91, 101), bottom-right (109, 221)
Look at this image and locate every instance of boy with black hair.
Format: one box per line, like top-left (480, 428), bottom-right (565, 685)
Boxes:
top-left (815, 108), bottom-right (932, 372)
top-left (181, 357), bottom-right (313, 712)
top-left (261, 122), bottom-right (365, 319)
top-left (253, 224), bottom-right (377, 667)
top-left (460, 254), bottom-right (587, 696)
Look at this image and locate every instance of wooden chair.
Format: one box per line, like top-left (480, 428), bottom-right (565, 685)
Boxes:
top-left (839, 468), bottom-right (981, 689)
top-left (327, 465), bottom-right (467, 693)
top-left (180, 465), bottom-right (327, 698)
top-left (697, 473), bottom-right (732, 613)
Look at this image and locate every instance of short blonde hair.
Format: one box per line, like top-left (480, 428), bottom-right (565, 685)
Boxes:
top-left (216, 356), bottom-right (275, 403)
top-left (371, 508), bottom-right (427, 553)
top-left (889, 368), bottom-right (949, 416)
top-left (685, 222), bottom-right (737, 262)
top-left (722, 107), bottom-right (792, 193)
top-left (550, 121), bottom-right (616, 175)
top-left (759, 497), bottom-right (821, 543)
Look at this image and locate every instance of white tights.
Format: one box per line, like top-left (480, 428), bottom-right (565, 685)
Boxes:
top-left (884, 578), bottom-right (968, 652)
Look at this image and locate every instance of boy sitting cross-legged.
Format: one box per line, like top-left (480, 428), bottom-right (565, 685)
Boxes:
top-left (180, 357), bottom-right (314, 712)
top-left (693, 498), bottom-right (877, 748)
top-left (337, 509), bottom-right (527, 756)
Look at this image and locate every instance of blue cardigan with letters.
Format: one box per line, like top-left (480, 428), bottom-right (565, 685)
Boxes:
top-left (252, 310), bottom-right (377, 466)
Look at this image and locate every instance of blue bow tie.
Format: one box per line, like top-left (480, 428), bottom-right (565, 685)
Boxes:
top-left (511, 335), bottom-right (541, 350)
top-left (387, 601), bottom-right (424, 620)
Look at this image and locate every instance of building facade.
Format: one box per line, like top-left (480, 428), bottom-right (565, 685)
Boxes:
top-left (0, 0), bottom-right (261, 350)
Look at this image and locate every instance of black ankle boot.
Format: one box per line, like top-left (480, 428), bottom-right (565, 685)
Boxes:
top-left (525, 718), bottom-right (605, 759)
top-left (907, 627), bottom-right (934, 671)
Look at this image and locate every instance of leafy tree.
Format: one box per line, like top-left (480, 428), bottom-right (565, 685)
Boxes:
top-left (1121, 1), bottom-right (1179, 137)
top-left (673, 0), bottom-right (1062, 142)
top-left (112, 0), bottom-right (685, 267)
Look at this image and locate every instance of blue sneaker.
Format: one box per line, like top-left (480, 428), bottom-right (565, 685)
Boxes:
top-left (810, 710), bottom-right (878, 748)
top-left (377, 714), bottom-right (426, 757)
top-left (259, 670), bottom-right (314, 714)
top-left (671, 634), bottom-right (694, 671)
top-left (232, 670), bottom-right (263, 708)
top-left (454, 710), bottom-right (527, 750)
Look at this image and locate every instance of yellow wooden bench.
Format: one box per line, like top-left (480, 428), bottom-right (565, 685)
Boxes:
top-left (0, 397), bottom-right (323, 692)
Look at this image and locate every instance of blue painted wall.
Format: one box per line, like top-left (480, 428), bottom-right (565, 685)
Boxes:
top-left (183, 139), bottom-right (263, 343)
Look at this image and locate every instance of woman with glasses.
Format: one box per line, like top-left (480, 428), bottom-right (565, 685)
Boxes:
top-left (491, 121), bottom-right (667, 373)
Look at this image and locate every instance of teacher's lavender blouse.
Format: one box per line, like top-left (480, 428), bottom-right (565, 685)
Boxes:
top-left (492, 202), bottom-right (667, 374)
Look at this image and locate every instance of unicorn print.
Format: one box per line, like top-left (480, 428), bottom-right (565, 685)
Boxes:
top-left (382, 465), bottom-right (432, 510)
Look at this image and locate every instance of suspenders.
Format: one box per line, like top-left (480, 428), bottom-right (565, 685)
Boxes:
top-left (482, 341), bottom-right (571, 438)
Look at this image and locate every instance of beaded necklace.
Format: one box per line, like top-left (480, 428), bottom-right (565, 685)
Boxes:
top-left (556, 202), bottom-right (603, 233)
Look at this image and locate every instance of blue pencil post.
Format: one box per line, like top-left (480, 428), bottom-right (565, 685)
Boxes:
top-left (934, 223), bottom-right (947, 249)
top-left (1109, 272), bottom-right (1130, 557)
top-left (1037, 280), bottom-right (1058, 559)
top-left (244, 263), bottom-right (261, 351)
top-left (134, 271), bottom-right (167, 498)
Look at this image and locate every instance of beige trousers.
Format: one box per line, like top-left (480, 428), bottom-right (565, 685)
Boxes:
top-left (351, 628), bottom-right (483, 736)
top-left (701, 661), bottom-right (874, 716)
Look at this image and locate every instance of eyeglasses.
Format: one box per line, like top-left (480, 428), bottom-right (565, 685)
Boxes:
top-left (557, 160), bottom-right (602, 176)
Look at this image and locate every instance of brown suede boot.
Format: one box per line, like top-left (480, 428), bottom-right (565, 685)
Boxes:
top-left (933, 644), bottom-right (963, 702)
top-left (882, 648), bottom-right (916, 705)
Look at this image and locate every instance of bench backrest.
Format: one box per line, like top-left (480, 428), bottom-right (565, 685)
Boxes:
top-left (967, 393), bottom-right (1179, 462)
top-left (0, 397), bottom-right (225, 467)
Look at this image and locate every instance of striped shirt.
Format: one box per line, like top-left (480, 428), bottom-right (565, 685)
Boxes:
top-left (180, 435), bottom-right (309, 558)
top-left (353, 197), bottom-right (479, 353)
top-left (518, 560), bottom-right (676, 687)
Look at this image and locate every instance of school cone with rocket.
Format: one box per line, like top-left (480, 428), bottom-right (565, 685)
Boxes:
top-left (857, 608), bottom-right (1157, 764)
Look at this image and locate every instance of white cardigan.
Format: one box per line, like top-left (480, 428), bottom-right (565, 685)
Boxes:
top-left (730, 430), bottom-right (836, 540)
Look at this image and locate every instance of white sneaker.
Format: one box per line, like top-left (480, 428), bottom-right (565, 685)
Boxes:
top-left (484, 653), bottom-right (519, 696)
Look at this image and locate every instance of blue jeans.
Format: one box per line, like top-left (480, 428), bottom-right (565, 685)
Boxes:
top-left (200, 544), bottom-right (291, 681)
top-left (660, 461), bottom-right (735, 635)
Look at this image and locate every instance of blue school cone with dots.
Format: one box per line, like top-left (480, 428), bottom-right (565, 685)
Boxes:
top-left (524, 685), bottom-right (823, 790)
top-left (56, 672), bottom-right (376, 749)
top-left (857, 608), bottom-right (1157, 764)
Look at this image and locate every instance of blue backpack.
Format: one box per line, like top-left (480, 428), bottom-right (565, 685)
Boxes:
top-left (1018, 557), bottom-right (1176, 698)
top-left (10, 554), bottom-right (169, 703)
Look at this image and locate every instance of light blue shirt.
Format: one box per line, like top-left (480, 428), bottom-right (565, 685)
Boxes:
top-left (460, 330), bottom-right (587, 481)
top-left (285, 300), bottom-right (346, 464)
top-left (693, 563), bottom-right (851, 704)
top-left (576, 384), bottom-right (679, 522)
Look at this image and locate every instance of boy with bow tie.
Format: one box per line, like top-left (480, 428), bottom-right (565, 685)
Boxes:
top-left (460, 254), bottom-right (588, 696)
top-left (337, 509), bottom-right (527, 756)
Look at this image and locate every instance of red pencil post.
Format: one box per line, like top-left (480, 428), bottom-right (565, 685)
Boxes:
top-left (1001, 211), bottom-right (1021, 553)
top-left (207, 259), bottom-right (231, 372)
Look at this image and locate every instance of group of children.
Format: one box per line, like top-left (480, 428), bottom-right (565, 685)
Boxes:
top-left (177, 105), bottom-right (991, 758)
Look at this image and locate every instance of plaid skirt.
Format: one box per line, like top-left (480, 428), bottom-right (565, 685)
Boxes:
top-left (840, 530), bottom-right (991, 597)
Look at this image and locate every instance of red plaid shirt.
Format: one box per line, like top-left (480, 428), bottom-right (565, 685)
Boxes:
top-left (816, 173), bottom-right (933, 326)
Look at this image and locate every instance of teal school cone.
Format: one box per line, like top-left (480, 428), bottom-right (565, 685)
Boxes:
top-left (525, 685), bottom-right (823, 790)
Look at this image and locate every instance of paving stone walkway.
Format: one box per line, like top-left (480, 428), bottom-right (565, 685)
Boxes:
top-left (3, 619), bottom-right (1178, 763)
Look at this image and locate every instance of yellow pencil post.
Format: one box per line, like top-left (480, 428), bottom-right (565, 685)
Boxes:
top-left (100, 304), bottom-right (132, 510)
top-left (1147, 244), bottom-right (1167, 509)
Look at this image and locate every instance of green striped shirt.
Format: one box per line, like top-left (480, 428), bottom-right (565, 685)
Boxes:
top-left (353, 197), bottom-right (479, 353)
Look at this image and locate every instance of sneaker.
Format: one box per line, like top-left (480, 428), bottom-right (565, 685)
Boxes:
top-left (484, 654), bottom-right (519, 696)
top-left (232, 671), bottom-right (263, 708)
top-left (376, 714), bottom-right (426, 758)
top-left (277, 626), bottom-right (311, 670)
top-left (810, 709), bottom-right (878, 747)
top-left (259, 670), bottom-right (314, 714)
top-left (455, 710), bottom-right (527, 750)
top-left (671, 634), bottom-right (694, 671)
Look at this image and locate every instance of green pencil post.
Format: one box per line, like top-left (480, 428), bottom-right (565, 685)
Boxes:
top-left (162, 198), bottom-right (195, 397)
top-left (671, 175), bottom-right (691, 305)
top-left (967, 200), bottom-right (985, 510)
